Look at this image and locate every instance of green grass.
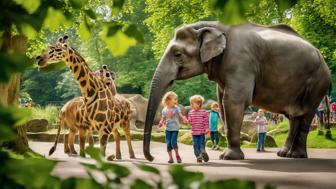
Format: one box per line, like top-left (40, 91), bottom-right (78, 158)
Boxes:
top-left (241, 120), bottom-right (336, 148)
top-left (31, 105), bottom-right (59, 124)
top-left (272, 127), bottom-right (336, 148)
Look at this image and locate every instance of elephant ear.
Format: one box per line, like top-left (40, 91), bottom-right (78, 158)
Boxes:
top-left (199, 27), bottom-right (226, 63)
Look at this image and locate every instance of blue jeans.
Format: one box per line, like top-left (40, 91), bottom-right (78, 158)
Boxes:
top-left (192, 134), bottom-right (205, 158)
top-left (210, 131), bottom-right (219, 145)
top-left (257, 132), bottom-right (266, 150)
top-left (166, 131), bottom-right (178, 152)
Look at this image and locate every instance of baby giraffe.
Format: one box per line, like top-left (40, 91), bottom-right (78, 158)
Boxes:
top-left (37, 36), bottom-right (135, 159)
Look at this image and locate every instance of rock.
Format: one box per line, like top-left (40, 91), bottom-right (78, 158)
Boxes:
top-left (127, 94), bottom-right (163, 128)
top-left (241, 120), bottom-right (257, 136)
top-left (251, 134), bottom-right (277, 147)
top-left (26, 119), bottom-right (48, 132)
top-left (203, 99), bottom-right (217, 110)
top-left (244, 112), bottom-right (258, 121)
top-left (181, 106), bottom-right (191, 117)
top-left (240, 132), bottom-right (251, 142)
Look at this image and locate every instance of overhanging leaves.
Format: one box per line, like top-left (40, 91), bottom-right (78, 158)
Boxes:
top-left (0, 52), bottom-right (33, 83)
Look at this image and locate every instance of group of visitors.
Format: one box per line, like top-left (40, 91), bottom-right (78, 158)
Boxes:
top-left (156, 91), bottom-right (269, 164)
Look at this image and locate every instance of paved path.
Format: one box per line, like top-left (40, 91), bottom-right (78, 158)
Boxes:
top-left (30, 141), bottom-right (336, 189)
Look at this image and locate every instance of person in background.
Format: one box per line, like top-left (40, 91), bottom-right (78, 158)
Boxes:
top-left (208, 102), bottom-right (225, 150)
top-left (157, 91), bottom-right (187, 164)
top-left (331, 101), bottom-right (336, 122)
top-left (255, 109), bottom-right (267, 152)
top-left (187, 95), bottom-right (209, 163)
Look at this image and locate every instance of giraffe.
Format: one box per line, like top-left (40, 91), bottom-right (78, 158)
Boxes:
top-left (49, 66), bottom-right (122, 157)
top-left (37, 36), bottom-right (135, 159)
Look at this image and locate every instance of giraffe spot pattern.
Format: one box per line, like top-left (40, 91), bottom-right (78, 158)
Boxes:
top-left (80, 80), bottom-right (86, 87)
top-left (95, 113), bottom-right (106, 122)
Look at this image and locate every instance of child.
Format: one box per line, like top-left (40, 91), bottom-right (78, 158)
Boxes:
top-left (255, 109), bottom-right (267, 152)
top-left (188, 95), bottom-right (209, 163)
top-left (157, 91), bottom-right (187, 163)
top-left (209, 102), bottom-right (225, 150)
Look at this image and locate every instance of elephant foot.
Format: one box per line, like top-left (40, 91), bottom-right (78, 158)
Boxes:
top-left (219, 148), bottom-right (244, 160)
top-left (107, 154), bottom-right (115, 161)
top-left (278, 146), bottom-right (307, 158)
top-left (277, 146), bottom-right (290, 157)
top-left (286, 148), bottom-right (307, 158)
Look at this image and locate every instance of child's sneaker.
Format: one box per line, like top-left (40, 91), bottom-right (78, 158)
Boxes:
top-left (168, 159), bottom-right (174, 164)
top-left (214, 145), bottom-right (220, 150)
top-left (211, 145), bottom-right (216, 150)
top-left (196, 157), bottom-right (202, 163)
top-left (201, 151), bottom-right (209, 162)
top-left (176, 155), bottom-right (182, 163)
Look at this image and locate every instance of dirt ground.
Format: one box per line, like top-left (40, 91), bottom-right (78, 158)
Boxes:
top-left (29, 141), bottom-right (336, 189)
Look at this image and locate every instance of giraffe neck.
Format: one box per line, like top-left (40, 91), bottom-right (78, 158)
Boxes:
top-left (63, 48), bottom-right (105, 101)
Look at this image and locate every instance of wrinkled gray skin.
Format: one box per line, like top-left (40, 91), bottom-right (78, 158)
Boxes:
top-left (143, 21), bottom-right (331, 161)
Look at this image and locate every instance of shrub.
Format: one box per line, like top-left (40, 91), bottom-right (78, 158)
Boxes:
top-left (31, 105), bottom-right (59, 124)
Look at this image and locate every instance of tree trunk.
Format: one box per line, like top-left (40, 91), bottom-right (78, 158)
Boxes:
top-left (0, 33), bottom-right (29, 154)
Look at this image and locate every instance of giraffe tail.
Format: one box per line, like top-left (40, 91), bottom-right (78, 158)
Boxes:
top-left (49, 115), bottom-right (63, 156)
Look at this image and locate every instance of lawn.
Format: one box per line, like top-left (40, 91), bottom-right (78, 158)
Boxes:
top-left (241, 121), bottom-right (336, 148)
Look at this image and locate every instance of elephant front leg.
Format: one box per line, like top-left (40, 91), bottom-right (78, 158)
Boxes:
top-left (220, 100), bottom-right (245, 160)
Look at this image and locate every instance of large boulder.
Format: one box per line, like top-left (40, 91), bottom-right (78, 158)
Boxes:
top-left (241, 120), bottom-right (258, 136)
top-left (180, 105), bottom-right (191, 117)
top-left (26, 119), bottom-right (48, 132)
top-left (127, 94), bottom-right (163, 128)
top-left (203, 99), bottom-right (217, 110)
top-left (251, 134), bottom-right (277, 147)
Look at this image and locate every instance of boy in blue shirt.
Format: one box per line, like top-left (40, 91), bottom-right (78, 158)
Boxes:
top-left (209, 102), bottom-right (225, 150)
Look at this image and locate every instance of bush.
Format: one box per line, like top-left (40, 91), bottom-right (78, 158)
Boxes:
top-left (31, 105), bottom-right (59, 125)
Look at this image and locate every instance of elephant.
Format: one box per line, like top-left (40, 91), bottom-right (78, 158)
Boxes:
top-left (143, 21), bottom-right (331, 161)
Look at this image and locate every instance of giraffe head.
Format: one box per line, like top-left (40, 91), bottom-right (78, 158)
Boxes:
top-left (35, 36), bottom-right (69, 68)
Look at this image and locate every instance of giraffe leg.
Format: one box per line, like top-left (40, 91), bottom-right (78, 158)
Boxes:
top-left (78, 129), bottom-right (87, 157)
top-left (69, 128), bottom-right (77, 155)
top-left (64, 133), bottom-right (70, 154)
top-left (123, 122), bottom-right (135, 159)
top-left (87, 129), bottom-right (94, 147)
top-left (112, 129), bottom-right (122, 159)
top-left (99, 129), bottom-right (108, 157)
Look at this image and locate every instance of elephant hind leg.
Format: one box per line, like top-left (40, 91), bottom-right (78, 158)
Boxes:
top-left (278, 111), bottom-right (315, 158)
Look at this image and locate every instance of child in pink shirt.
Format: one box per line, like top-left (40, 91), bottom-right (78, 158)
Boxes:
top-left (187, 95), bottom-right (209, 163)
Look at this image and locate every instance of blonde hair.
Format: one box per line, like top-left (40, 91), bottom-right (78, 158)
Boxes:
top-left (162, 91), bottom-right (177, 106)
top-left (211, 102), bottom-right (219, 109)
top-left (189, 95), bottom-right (204, 107)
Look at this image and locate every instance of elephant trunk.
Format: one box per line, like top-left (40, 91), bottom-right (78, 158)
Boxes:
top-left (143, 59), bottom-right (177, 161)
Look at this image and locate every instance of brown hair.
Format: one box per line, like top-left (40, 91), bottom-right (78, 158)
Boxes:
top-left (189, 95), bottom-right (204, 107)
top-left (162, 91), bottom-right (178, 106)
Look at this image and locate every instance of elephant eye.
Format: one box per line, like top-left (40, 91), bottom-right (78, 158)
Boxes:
top-left (174, 51), bottom-right (182, 58)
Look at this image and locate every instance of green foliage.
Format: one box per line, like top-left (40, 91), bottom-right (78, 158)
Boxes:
top-left (31, 105), bottom-right (59, 124)
top-left (0, 52), bottom-right (33, 83)
top-left (169, 165), bottom-right (204, 188)
top-left (0, 106), bottom-right (31, 143)
top-left (200, 179), bottom-right (256, 189)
